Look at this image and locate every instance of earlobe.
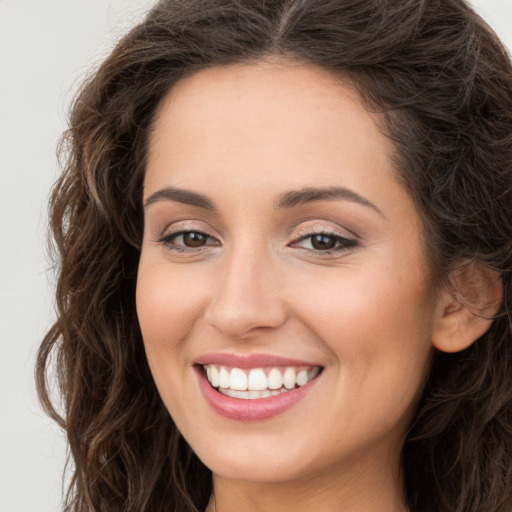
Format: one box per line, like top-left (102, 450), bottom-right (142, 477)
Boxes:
top-left (431, 264), bottom-right (503, 354)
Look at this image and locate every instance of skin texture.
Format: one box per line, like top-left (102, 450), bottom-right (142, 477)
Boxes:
top-left (136, 61), bottom-right (456, 512)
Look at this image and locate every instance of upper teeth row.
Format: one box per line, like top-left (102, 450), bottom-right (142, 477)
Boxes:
top-left (204, 365), bottom-right (320, 391)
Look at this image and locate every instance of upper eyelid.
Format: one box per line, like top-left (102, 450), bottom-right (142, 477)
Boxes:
top-left (292, 225), bottom-right (358, 241)
top-left (153, 220), bottom-right (359, 245)
top-left (291, 232), bottom-right (357, 246)
top-left (159, 227), bottom-right (211, 237)
top-left (156, 220), bottom-right (220, 239)
top-left (158, 229), bottom-right (219, 243)
top-left (157, 226), bottom-right (352, 240)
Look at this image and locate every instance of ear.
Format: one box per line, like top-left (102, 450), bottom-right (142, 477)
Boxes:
top-left (432, 262), bottom-right (503, 353)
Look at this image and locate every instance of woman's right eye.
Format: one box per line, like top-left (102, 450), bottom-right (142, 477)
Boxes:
top-left (157, 230), bottom-right (219, 251)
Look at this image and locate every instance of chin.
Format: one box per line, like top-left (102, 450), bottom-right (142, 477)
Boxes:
top-left (200, 447), bottom-right (315, 483)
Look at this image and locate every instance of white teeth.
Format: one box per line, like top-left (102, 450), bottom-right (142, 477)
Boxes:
top-left (248, 368), bottom-right (267, 390)
top-left (210, 366), bottom-right (219, 388)
top-left (230, 368), bottom-right (248, 390)
top-left (267, 368), bottom-right (283, 389)
top-left (283, 367), bottom-right (296, 389)
top-left (219, 367), bottom-right (230, 389)
top-left (296, 369), bottom-right (308, 387)
top-left (204, 364), bottom-right (322, 397)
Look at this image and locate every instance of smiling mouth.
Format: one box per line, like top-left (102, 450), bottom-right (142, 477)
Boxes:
top-left (200, 364), bottom-right (323, 400)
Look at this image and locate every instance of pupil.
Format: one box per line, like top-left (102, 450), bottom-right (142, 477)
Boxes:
top-left (184, 232), bottom-right (206, 247)
top-left (311, 234), bottom-right (335, 250)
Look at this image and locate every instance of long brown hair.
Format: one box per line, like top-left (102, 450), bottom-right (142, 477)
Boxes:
top-left (37, 1), bottom-right (512, 510)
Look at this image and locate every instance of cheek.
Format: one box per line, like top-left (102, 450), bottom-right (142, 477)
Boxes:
top-left (135, 256), bottom-right (213, 431)
top-left (136, 258), bottom-right (204, 343)
top-left (135, 257), bottom-right (206, 394)
top-left (294, 258), bottom-right (434, 340)
top-left (291, 260), bottom-right (435, 406)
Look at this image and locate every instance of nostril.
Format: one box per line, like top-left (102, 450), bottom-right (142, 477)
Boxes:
top-left (205, 304), bottom-right (288, 340)
top-left (204, 264), bottom-right (287, 338)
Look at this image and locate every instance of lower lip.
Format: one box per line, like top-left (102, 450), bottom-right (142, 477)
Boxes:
top-left (196, 367), bottom-right (320, 421)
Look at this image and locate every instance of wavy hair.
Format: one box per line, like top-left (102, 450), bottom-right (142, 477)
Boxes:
top-left (37, 1), bottom-right (512, 510)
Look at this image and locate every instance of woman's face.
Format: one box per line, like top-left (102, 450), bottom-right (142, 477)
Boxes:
top-left (137, 61), bottom-right (439, 485)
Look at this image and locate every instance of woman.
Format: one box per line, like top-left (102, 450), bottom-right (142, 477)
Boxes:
top-left (37, 0), bottom-right (512, 511)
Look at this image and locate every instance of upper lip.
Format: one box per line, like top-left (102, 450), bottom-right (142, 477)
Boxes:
top-left (193, 352), bottom-right (323, 368)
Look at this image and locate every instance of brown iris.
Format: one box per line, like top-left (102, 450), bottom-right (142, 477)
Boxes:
top-left (183, 231), bottom-right (208, 247)
top-left (310, 234), bottom-right (336, 250)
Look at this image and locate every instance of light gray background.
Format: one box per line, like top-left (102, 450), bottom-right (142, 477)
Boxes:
top-left (0, 1), bottom-right (510, 511)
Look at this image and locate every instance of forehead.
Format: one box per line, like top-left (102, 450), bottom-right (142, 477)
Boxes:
top-left (144, 60), bottom-right (401, 216)
top-left (153, 60), bottom-right (363, 124)
top-left (150, 61), bottom-right (384, 148)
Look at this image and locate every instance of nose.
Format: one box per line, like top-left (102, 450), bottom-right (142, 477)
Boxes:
top-left (205, 245), bottom-right (287, 339)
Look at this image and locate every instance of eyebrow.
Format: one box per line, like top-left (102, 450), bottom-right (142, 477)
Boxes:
top-left (144, 186), bottom-right (215, 210)
top-left (276, 186), bottom-right (385, 217)
top-left (144, 185), bottom-right (384, 217)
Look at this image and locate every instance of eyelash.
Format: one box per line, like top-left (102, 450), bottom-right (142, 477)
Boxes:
top-left (157, 230), bottom-right (219, 252)
top-left (290, 231), bottom-right (358, 254)
top-left (157, 228), bottom-right (358, 255)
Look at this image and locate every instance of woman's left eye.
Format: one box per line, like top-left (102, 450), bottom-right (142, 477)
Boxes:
top-left (290, 232), bottom-right (358, 253)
